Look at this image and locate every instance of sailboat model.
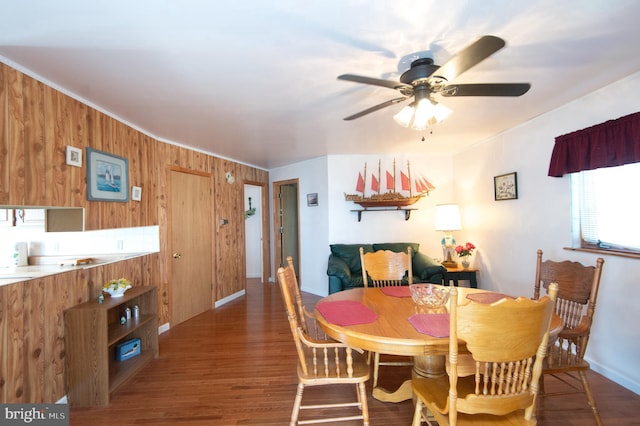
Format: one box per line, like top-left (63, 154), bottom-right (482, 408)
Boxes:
top-left (345, 160), bottom-right (435, 209)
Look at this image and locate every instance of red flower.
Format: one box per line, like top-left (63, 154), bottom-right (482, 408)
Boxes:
top-left (454, 242), bottom-right (475, 257)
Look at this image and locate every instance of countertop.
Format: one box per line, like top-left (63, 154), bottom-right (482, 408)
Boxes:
top-left (0, 253), bottom-right (153, 287)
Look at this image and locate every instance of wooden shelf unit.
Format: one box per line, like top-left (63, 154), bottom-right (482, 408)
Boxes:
top-left (64, 286), bottom-right (158, 407)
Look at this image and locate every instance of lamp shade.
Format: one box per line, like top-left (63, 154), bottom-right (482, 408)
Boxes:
top-left (435, 204), bottom-right (461, 231)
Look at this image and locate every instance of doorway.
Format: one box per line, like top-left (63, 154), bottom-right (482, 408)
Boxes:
top-left (244, 184), bottom-right (263, 280)
top-left (170, 168), bottom-right (213, 326)
top-left (273, 179), bottom-right (300, 278)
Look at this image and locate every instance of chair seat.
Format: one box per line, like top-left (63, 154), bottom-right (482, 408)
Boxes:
top-left (544, 348), bottom-right (590, 373)
top-left (414, 375), bottom-right (536, 416)
top-left (429, 411), bottom-right (537, 426)
top-left (414, 375), bottom-right (538, 425)
top-left (298, 350), bottom-right (370, 385)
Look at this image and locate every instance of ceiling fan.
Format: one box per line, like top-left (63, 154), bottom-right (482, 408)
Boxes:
top-left (338, 35), bottom-right (530, 129)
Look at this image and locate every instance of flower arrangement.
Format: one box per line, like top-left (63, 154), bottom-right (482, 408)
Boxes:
top-left (455, 242), bottom-right (476, 258)
top-left (103, 278), bottom-right (132, 297)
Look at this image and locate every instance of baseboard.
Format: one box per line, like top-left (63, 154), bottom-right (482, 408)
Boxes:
top-left (158, 322), bottom-right (170, 335)
top-left (214, 289), bottom-right (246, 308)
top-left (588, 356), bottom-right (640, 395)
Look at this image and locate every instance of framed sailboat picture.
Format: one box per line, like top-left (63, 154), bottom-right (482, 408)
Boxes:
top-left (86, 148), bottom-right (129, 202)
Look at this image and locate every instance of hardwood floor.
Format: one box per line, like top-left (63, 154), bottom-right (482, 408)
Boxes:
top-left (70, 280), bottom-right (640, 425)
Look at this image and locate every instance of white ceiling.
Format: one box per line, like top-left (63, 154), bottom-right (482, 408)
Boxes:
top-left (2, 1), bottom-right (640, 169)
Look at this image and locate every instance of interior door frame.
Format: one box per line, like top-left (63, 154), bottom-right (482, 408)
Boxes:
top-left (244, 180), bottom-right (270, 284)
top-left (272, 178), bottom-right (300, 279)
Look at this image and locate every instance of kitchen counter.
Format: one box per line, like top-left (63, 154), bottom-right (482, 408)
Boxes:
top-left (0, 253), bottom-right (153, 287)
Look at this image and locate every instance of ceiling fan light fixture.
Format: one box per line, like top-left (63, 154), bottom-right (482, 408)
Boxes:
top-left (432, 102), bottom-right (452, 124)
top-left (409, 98), bottom-right (452, 130)
top-left (393, 104), bottom-right (415, 127)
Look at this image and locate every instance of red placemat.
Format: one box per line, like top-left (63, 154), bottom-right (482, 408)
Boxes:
top-left (466, 293), bottom-right (514, 304)
top-left (316, 301), bottom-right (378, 326)
top-left (380, 286), bottom-right (411, 298)
top-left (408, 313), bottom-right (450, 337)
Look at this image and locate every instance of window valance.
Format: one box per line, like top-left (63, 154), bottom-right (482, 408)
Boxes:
top-left (548, 111), bottom-right (640, 177)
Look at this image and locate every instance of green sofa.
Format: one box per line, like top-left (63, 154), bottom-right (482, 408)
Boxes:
top-left (327, 242), bottom-right (447, 294)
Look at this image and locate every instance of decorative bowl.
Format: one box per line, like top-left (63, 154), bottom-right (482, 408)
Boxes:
top-left (409, 284), bottom-right (450, 307)
top-left (103, 278), bottom-right (132, 298)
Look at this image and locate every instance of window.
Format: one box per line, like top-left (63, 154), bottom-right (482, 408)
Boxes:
top-left (571, 162), bottom-right (640, 254)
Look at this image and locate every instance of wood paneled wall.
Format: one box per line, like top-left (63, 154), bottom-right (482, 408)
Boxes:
top-left (0, 62), bottom-right (269, 403)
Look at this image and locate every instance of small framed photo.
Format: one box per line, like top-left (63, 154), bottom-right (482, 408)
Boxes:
top-left (494, 172), bottom-right (518, 201)
top-left (131, 186), bottom-right (142, 201)
top-left (307, 193), bottom-right (318, 207)
top-left (66, 146), bottom-right (82, 167)
top-left (86, 148), bottom-right (129, 202)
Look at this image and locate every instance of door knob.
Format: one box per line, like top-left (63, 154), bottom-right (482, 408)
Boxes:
top-left (173, 253), bottom-right (182, 259)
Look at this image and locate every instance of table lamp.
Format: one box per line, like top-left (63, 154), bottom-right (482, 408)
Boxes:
top-left (435, 204), bottom-right (461, 268)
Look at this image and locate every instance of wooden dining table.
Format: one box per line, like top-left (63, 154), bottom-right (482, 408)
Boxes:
top-left (314, 286), bottom-right (562, 403)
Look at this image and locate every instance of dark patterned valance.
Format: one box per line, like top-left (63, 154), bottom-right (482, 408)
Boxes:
top-left (548, 111), bottom-right (640, 177)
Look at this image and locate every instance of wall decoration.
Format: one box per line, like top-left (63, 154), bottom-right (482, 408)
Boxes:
top-left (307, 193), bottom-right (318, 207)
top-left (245, 197), bottom-right (256, 219)
top-left (66, 146), bottom-right (82, 167)
top-left (86, 148), bottom-right (129, 202)
top-left (494, 172), bottom-right (518, 201)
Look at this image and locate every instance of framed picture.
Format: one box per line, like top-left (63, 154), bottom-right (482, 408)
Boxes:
top-left (66, 146), bottom-right (82, 167)
top-left (494, 172), bottom-right (518, 201)
top-left (307, 193), bottom-right (318, 207)
top-left (86, 148), bottom-right (129, 202)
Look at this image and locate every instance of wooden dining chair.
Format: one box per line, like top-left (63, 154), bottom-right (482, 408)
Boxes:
top-left (360, 246), bottom-right (413, 288)
top-left (359, 246), bottom-right (414, 389)
top-left (276, 266), bottom-right (370, 426)
top-left (285, 255), bottom-right (328, 339)
top-left (412, 283), bottom-right (559, 425)
top-left (533, 249), bottom-right (605, 426)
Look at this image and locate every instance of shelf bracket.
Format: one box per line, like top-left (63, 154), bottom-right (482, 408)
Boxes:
top-left (350, 208), bottom-right (417, 222)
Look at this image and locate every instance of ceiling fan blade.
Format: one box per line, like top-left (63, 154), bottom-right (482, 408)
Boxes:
top-left (440, 83), bottom-right (531, 97)
top-left (343, 97), bottom-right (408, 120)
top-left (338, 74), bottom-right (411, 91)
top-left (429, 35), bottom-right (506, 83)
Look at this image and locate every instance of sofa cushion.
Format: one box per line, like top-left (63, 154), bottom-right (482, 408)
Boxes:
top-left (330, 244), bottom-right (374, 274)
top-left (327, 255), bottom-right (351, 283)
top-left (373, 242), bottom-right (420, 255)
top-left (413, 251), bottom-right (446, 280)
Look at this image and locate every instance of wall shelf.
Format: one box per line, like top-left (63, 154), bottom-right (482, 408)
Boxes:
top-left (350, 208), bottom-right (417, 222)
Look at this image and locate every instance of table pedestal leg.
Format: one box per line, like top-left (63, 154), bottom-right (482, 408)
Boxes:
top-left (413, 354), bottom-right (446, 378)
top-left (371, 355), bottom-right (446, 403)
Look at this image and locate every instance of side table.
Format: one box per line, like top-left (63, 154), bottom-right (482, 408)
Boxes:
top-left (443, 267), bottom-right (478, 288)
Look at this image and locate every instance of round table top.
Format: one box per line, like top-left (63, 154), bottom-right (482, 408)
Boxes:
top-left (315, 286), bottom-right (562, 357)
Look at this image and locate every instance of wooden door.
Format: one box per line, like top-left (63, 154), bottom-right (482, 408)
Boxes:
top-left (171, 169), bottom-right (213, 326)
top-left (273, 180), bottom-right (299, 274)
